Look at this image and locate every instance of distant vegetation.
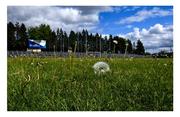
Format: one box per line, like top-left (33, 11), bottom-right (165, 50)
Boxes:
top-left (8, 22), bottom-right (145, 55)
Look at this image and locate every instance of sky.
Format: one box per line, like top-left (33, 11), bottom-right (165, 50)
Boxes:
top-left (7, 6), bottom-right (173, 53)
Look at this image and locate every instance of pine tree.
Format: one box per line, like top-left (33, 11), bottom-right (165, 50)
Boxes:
top-left (69, 30), bottom-right (76, 51)
top-left (136, 39), bottom-right (145, 55)
top-left (63, 31), bottom-right (68, 52)
top-left (108, 34), bottom-right (113, 53)
top-left (56, 28), bottom-right (64, 51)
top-left (28, 24), bottom-right (52, 51)
top-left (56, 28), bottom-right (60, 51)
top-left (7, 22), bottom-right (16, 50)
top-left (50, 31), bottom-right (57, 51)
top-left (19, 23), bottom-right (28, 50)
top-left (7, 22), bottom-right (146, 54)
top-left (127, 39), bottom-right (133, 53)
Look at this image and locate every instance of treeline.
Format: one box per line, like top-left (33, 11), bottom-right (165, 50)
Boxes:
top-left (8, 22), bottom-right (145, 55)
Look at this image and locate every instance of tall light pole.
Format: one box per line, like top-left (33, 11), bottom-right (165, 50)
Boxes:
top-left (61, 31), bottom-right (63, 53)
top-left (85, 31), bottom-right (88, 56)
top-left (113, 40), bottom-right (118, 54)
top-left (100, 37), bottom-right (102, 57)
top-left (53, 45), bottom-right (56, 56)
top-left (124, 41), bottom-right (129, 58)
top-left (77, 33), bottom-right (79, 53)
top-left (62, 35), bottom-right (64, 53)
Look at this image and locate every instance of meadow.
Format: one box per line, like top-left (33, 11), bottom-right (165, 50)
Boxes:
top-left (8, 57), bottom-right (173, 111)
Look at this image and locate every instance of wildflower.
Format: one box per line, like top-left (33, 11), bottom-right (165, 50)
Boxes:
top-left (93, 62), bottom-right (110, 75)
top-left (37, 62), bottom-right (43, 67)
top-left (129, 57), bottom-right (134, 61)
top-left (30, 62), bottom-right (34, 65)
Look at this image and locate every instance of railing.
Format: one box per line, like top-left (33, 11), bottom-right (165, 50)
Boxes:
top-left (7, 51), bottom-right (146, 58)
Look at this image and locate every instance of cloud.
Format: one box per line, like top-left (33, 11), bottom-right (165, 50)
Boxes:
top-left (7, 6), bottom-right (113, 33)
top-left (112, 6), bottom-right (140, 13)
top-left (118, 7), bottom-right (172, 24)
top-left (120, 23), bottom-right (173, 52)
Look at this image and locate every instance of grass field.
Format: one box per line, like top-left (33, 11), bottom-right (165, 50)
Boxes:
top-left (8, 57), bottom-right (173, 111)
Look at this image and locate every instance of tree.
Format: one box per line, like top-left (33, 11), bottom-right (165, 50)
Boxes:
top-left (78, 32), bottom-right (83, 52)
top-left (15, 22), bottom-right (20, 40)
top-left (81, 29), bottom-right (87, 52)
top-left (56, 28), bottom-right (60, 51)
top-left (127, 39), bottom-right (133, 54)
top-left (63, 31), bottom-right (68, 52)
top-left (49, 31), bottom-right (57, 51)
top-left (108, 34), bottom-right (113, 53)
top-left (115, 37), bottom-right (126, 54)
top-left (28, 24), bottom-right (52, 51)
top-left (7, 22), bottom-right (146, 54)
top-left (7, 22), bottom-right (16, 50)
top-left (103, 36), bottom-right (108, 52)
top-left (69, 30), bottom-right (76, 51)
top-left (18, 23), bottom-right (28, 50)
top-left (95, 33), bottom-right (100, 52)
top-left (56, 28), bottom-right (64, 51)
top-left (136, 39), bottom-right (145, 55)
top-left (89, 33), bottom-right (96, 52)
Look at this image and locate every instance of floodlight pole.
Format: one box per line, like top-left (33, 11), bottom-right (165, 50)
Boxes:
top-left (77, 33), bottom-right (79, 52)
top-left (60, 32), bottom-right (62, 53)
top-left (114, 44), bottom-right (116, 54)
top-left (53, 45), bottom-right (56, 57)
top-left (85, 31), bottom-right (88, 56)
top-left (63, 37), bottom-right (64, 53)
top-left (124, 41), bottom-right (128, 58)
top-left (100, 38), bottom-right (102, 57)
top-left (74, 41), bottom-right (77, 55)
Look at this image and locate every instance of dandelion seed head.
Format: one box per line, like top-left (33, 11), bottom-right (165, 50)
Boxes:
top-left (93, 62), bottom-right (110, 75)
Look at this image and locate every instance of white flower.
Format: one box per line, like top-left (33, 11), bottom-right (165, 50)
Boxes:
top-left (129, 57), bottom-right (134, 61)
top-left (164, 63), bottom-right (167, 66)
top-left (93, 62), bottom-right (110, 75)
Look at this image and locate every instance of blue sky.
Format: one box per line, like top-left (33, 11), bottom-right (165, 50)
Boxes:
top-left (8, 6), bottom-right (173, 53)
top-left (97, 6), bottom-right (173, 35)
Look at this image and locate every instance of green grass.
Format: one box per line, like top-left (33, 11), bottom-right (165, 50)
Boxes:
top-left (8, 57), bottom-right (173, 111)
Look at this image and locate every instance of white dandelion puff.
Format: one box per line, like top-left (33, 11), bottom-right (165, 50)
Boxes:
top-left (93, 62), bottom-right (110, 75)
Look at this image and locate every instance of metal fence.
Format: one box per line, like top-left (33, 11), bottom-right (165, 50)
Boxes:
top-left (7, 51), bottom-right (147, 58)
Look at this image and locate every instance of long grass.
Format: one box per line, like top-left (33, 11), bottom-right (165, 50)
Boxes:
top-left (8, 57), bottom-right (173, 111)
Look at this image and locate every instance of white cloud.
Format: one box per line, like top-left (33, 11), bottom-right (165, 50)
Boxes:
top-left (8, 6), bottom-right (113, 33)
top-left (120, 23), bottom-right (173, 52)
top-left (118, 7), bottom-right (172, 24)
top-left (149, 24), bottom-right (164, 34)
